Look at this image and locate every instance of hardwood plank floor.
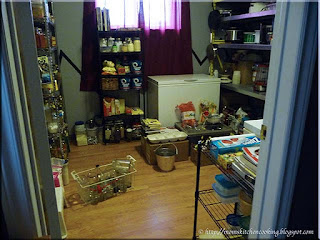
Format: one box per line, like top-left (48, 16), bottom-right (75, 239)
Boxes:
top-left (64, 141), bottom-right (222, 239)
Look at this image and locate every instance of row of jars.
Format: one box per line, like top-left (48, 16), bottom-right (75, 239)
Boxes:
top-left (100, 37), bottom-right (141, 53)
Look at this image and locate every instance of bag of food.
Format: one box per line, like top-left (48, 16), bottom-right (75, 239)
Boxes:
top-left (199, 100), bottom-right (217, 123)
top-left (176, 101), bottom-right (197, 127)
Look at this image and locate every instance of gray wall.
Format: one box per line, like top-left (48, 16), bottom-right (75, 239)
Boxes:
top-left (53, 2), bottom-right (211, 133)
top-left (54, 1), bottom-right (100, 134)
top-left (190, 1), bottom-right (212, 74)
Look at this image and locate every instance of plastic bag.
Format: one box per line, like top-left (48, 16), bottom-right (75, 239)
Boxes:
top-left (176, 101), bottom-right (197, 127)
top-left (199, 100), bottom-right (217, 123)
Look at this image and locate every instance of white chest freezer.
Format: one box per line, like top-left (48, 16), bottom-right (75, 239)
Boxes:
top-left (147, 74), bottom-right (221, 127)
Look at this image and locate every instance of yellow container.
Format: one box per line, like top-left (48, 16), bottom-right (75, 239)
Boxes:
top-left (239, 190), bottom-right (252, 216)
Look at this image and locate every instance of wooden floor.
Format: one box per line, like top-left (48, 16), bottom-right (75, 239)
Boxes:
top-left (64, 141), bottom-right (222, 239)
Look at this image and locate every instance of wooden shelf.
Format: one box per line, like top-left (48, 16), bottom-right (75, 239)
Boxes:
top-left (221, 9), bottom-right (276, 22)
top-left (98, 30), bottom-right (142, 37)
top-left (217, 43), bottom-right (271, 51)
top-left (100, 89), bottom-right (142, 94)
top-left (101, 74), bottom-right (143, 78)
top-left (221, 83), bottom-right (266, 101)
top-left (100, 52), bottom-right (142, 56)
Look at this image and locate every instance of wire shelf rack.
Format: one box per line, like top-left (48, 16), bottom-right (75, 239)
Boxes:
top-left (203, 151), bottom-right (254, 197)
top-left (198, 189), bottom-right (244, 240)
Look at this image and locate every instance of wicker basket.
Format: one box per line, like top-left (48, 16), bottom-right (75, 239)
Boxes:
top-left (102, 78), bottom-right (119, 90)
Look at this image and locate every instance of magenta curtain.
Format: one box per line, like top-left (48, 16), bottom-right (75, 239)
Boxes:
top-left (80, 0), bottom-right (193, 91)
top-left (142, 1), bottom-right (193, 77)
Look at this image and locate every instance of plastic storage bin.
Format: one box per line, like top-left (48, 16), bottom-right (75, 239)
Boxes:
top-left (212, 183), bottom-right (239, 204)
top-left (215, 174), bottom-right (240, 196)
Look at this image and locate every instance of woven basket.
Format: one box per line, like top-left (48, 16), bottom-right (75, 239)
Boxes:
top-left (102, 78), bottom-right (119, 90)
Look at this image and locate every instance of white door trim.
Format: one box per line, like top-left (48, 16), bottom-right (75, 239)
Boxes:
top-left (2, 1), bottom-right (62, 239)
top-left (249, 2), bottom-right (317, 239)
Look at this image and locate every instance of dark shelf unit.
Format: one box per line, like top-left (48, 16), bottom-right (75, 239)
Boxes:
top-left (221, 10), bottom-right (276, 22)
top-left (97, 29), bottom-right (145, 144)
top-left (217, 43), bottom-right (271, 51)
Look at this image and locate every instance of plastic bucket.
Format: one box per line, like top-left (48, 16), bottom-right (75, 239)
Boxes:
top-left (155, 144), bottom-right (178, 172)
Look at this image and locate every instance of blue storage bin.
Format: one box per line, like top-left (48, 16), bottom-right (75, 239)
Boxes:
top-left (214, 174), bottom-right (241, 197)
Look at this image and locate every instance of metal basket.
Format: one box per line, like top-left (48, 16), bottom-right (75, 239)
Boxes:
top-left (71, 155), bottom-right (137, 204)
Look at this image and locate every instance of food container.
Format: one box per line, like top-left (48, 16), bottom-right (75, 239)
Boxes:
top-left (131, 77), bottom-right (143, 89)
top-left (214, 174), bottom-right (241, 196)
top-left (244, 32), bottom-right (255, 43)
top-left (225, 29), bottom-right (243, 43)
top-left (119, 77), bottom-right (131, 90)
top-left (212, 183), bottom-right (239, 204)
top-left (239, 190), bottom-right (252, 216)
top-left (87, 127), bottom-right (97, 137)
top-left (155, 144), bottom-right (178, 172)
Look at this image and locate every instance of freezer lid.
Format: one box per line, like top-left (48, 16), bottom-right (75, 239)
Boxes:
top-left (148, 74), bottom-right (221, 85)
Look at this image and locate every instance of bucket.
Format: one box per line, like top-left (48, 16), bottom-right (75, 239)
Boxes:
top-left (154, 144), bottom-right (178, 172)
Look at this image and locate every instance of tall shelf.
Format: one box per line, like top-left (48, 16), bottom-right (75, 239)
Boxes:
top-left (32, 0), bottom-right (69, 161)
top-left (97, 28), bottom-right (145, 144)
top-left (194, 4), bottom-right (275, 239)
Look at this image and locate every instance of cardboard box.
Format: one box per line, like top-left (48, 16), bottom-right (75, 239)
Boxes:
top-left (190, 144), bottom-right (213, 167)
top-left (143, 138), bottom-right (189, 165)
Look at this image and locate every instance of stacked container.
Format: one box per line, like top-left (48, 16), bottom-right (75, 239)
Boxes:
top-left (212, 174), bottom-right (240, 203)
top-left (75, 121), bottom-right (88, 146)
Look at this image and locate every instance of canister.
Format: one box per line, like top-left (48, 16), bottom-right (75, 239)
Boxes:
top-left (119, 77), bottom-right (131, 90)
top-left (133, 37), bottom-right (141, 52)
top-left (131, 77), bottom-right (143, 89)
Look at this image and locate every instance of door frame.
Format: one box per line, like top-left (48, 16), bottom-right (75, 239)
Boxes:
top-left (1, 1), bottom-right (62, 239)
top-left (249, 1), bottom-right (318, 239)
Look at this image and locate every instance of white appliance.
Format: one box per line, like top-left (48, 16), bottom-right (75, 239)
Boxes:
top-left (147, 74), bottom-right (221, 127)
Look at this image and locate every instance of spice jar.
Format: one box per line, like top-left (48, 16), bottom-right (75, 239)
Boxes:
top-left (133, 37), bottom-right (141, 52)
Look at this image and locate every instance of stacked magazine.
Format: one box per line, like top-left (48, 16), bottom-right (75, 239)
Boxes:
top-left (232, 146), bottom-right (260, 186)
top-left (96, 7), bottom-right (110, 31)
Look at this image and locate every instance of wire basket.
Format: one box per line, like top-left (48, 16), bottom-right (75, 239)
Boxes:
top-left (71, 155), bottom-right (137, 204)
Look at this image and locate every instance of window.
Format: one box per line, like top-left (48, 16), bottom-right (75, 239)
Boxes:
top-left (96, 0), bottom-right (182, 31)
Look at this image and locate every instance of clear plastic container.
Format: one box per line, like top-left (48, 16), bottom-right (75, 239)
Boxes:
top-left (215, 174), bottom-right (240, 196)
top-left (212, 183), bottom-right (239, 204)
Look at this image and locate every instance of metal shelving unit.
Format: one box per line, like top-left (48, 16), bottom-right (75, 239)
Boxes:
top-left (32, 0), bottom-right (69, 161)
top-left (193, 142), bottom-right (254, 240)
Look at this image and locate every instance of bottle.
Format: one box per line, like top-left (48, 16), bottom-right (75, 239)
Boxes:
top-left (114, 126), bottom-right (121, 143)
top-left (127, 38), bottom-right (134, 52)
top-left (105, 125), bottom-right (112, 142)
top-left (133, 37), bottom-right (141, 52)
top-left (112, 43), bottom-right (118, 53)
top-left (116, 38), bottom-right (122, 52)
top-left (121, 43), bottom-right (128, 52)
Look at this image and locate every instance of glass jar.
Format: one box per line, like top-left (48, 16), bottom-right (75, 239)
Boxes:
top-left (133, 37), bottom-right (141, 52)
top-left (127, 38), bottom-right (134, 52)
top-left (121, 43), bottom-right (128, 52)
